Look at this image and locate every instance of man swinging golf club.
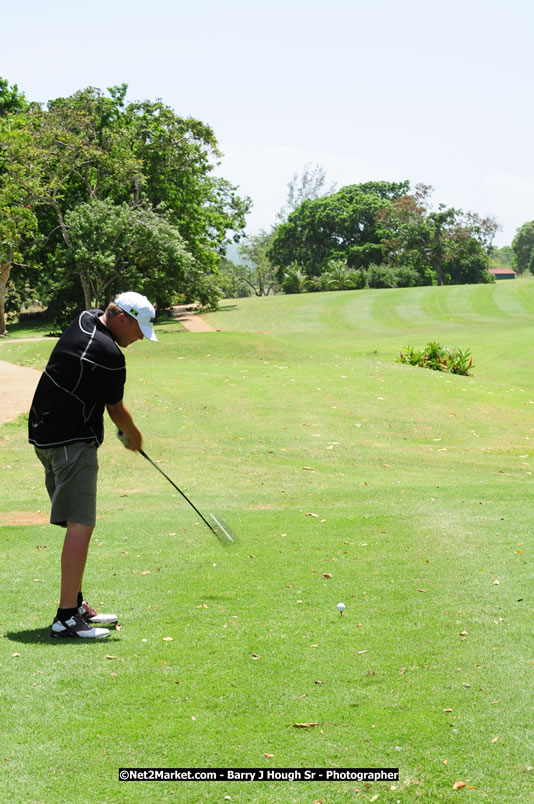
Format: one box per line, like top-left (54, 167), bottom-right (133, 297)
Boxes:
top-left (29, 292), bottom-right (157, 639)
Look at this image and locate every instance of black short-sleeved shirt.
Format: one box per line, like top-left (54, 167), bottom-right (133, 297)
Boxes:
top-left (28, 310), bottom-right (126, 448)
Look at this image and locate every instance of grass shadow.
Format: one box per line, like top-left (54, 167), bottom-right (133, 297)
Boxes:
top-left (4, 628), bottom-right (121, 645)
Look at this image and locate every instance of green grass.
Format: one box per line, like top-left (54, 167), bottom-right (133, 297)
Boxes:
top-left (2, 280), bottom-right (534, 802)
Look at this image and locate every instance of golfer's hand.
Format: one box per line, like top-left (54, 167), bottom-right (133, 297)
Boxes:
top-left (122, 427), bottom-right (142, 452)
top-left (107, 401), bottom-right (143, 452)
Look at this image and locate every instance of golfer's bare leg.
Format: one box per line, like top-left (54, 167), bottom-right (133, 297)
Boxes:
top-left (59, 522), bottom-right (93, 609)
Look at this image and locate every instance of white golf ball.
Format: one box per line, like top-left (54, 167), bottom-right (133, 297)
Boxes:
top-left (337, 602), bottom-right (346, 613)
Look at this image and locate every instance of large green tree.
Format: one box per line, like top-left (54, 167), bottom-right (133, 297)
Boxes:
top-left (0, 88), bottom-right (42, 334)
top-left (124, 97), bottom-right (250, 273)
top-left (268, 181), bottom-right (409, 279)
top-left (377, 185), bottom-right (497, 286)
top-left (58, 198), bottom-right (194, 308)
top-left (1, 83), bottom-right (251, 322)
top-left (512, 221), bottom-right (534, 274)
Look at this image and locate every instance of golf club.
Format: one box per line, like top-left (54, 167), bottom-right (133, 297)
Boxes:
top-left (117, 430), bottom-right (236, 546)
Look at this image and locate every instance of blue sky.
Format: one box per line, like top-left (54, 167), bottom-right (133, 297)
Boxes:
top-left (3, 0), bottom-right (533, 246)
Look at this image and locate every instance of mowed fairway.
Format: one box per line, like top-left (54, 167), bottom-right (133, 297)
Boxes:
top-left (2, 280), bottom-right (534, 802)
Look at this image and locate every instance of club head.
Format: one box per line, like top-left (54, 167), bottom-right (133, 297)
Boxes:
top-left (208, 514), bottom-right (238, 546)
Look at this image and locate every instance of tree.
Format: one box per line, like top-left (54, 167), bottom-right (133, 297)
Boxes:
top-left (0, 110), bottom-right (43, 334)
top-left (377, 185), bottom-right (497, 286)
top-left (489, 245), bottom-right (514, 271)
top-left (123, 98), bottom-right (251, 273)
top-left (237, 230), bottom-right (278, 296)
top-left (2, 85), bottom-right (251, 321)
top-left (268, 181), bottom-right (410, 279)
top-left (512, 221), bottom-right (534, 274)
top-left (60, 198), bottom-right (194, 309)
top-left (0, 77), bottom-right (27, 116)
top-left (214, 257), bottom-right (252, 299)
top-left (276, 163), bottom-right (336, 223)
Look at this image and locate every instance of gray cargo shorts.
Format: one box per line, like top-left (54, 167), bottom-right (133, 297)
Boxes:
top-left (34, 441), bottom-right (99, 528)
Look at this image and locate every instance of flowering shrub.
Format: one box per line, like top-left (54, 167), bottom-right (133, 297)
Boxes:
top-left (399, 342), bottom-right (474, 376)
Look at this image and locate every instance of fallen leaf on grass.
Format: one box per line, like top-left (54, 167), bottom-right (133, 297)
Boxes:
top-left (197, 603), bottom-right (208, 608)
top-left (264, 753), bottom-right (274, 759)
top-left (11, 653), bottom-right (20, 658)
top-left (453, 781), bottom-right (466, 790)
top-left (443, 708), bottom-right (453, 713)
top-left (105, 655), bottom-right (117, 660)
top-left (322, 573), bottom-right (333, 579)
top-left (306, 512), bottom-right (319, 518)
top-left (293, 722), bottom-right (319, 728)
top-left (417, 589), bottom-right (427, 593)
top-left (492, 736), bottom-right (499, 743)
top-left (251, 653), bottom-right (260, 659)
top-left (140, 570), bottom-right (150, 575)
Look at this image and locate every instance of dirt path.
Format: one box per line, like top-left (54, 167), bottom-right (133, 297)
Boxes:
top-left (0, 309), bottom-right (216, 427)
top-left (0, 338), bottom-right (53, 426)
top-left (172, 304), bottom-right (217, 332)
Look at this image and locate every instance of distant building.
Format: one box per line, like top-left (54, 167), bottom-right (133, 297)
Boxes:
top-left (489, 267), bottom-right (516, 280)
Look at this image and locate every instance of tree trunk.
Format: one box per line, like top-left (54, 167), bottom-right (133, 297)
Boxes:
top-left (432, 258), bottom-right (444, 286)
top-left (79, 273), bottom-right (92, 309)
top-left (0, 253), bottom-right (14, 335)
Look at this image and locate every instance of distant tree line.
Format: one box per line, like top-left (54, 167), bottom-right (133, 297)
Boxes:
top-left (223, 177), bottom-right (502, 296)
top-left (3, 73), bottom-right (531, 333)
top-left (0, 77), bottom-right (250, 333)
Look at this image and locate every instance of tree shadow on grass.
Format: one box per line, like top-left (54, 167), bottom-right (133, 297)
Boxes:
top-left (4, 628), bottom-right (121, 645)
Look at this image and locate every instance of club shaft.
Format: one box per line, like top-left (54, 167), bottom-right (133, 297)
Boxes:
top-left (139, 449), bottom-right (218, 535)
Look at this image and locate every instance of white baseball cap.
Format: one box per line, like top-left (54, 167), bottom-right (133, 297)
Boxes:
top-left (114, 292), bottom-right (158, 342)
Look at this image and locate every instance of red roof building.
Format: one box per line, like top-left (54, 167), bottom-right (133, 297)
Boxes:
top-left (489, 267), bottom-right (516, 280)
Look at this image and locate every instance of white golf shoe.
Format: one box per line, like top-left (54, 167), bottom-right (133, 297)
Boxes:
top-left (51, 613), bottom-right (110, 639)
top-left (80, 601), bottom-right (118, 624)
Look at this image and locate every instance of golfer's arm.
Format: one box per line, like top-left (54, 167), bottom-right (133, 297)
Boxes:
top-left (106, 400), bottom-right (142, 451)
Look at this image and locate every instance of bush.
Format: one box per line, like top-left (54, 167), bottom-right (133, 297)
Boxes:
top-left (394, 266), bottom-right (423, 287)
top-left (399, 341), bottom-right (474, 376)
top-left (367, 264), bottom-right (398, 288)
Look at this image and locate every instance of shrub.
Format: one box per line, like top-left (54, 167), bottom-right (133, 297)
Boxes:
top-left (281, 264), bottom-right (310, 294)
top-left (367, 264), bottom-right (398, 288)
top-left (394, 266), bottom-right (423, 287)
top-left (399, 342), bottom-right (474, 376)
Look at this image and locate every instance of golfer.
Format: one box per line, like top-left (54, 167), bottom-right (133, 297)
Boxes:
top-left (29, 292), bottom-right (157, 639)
